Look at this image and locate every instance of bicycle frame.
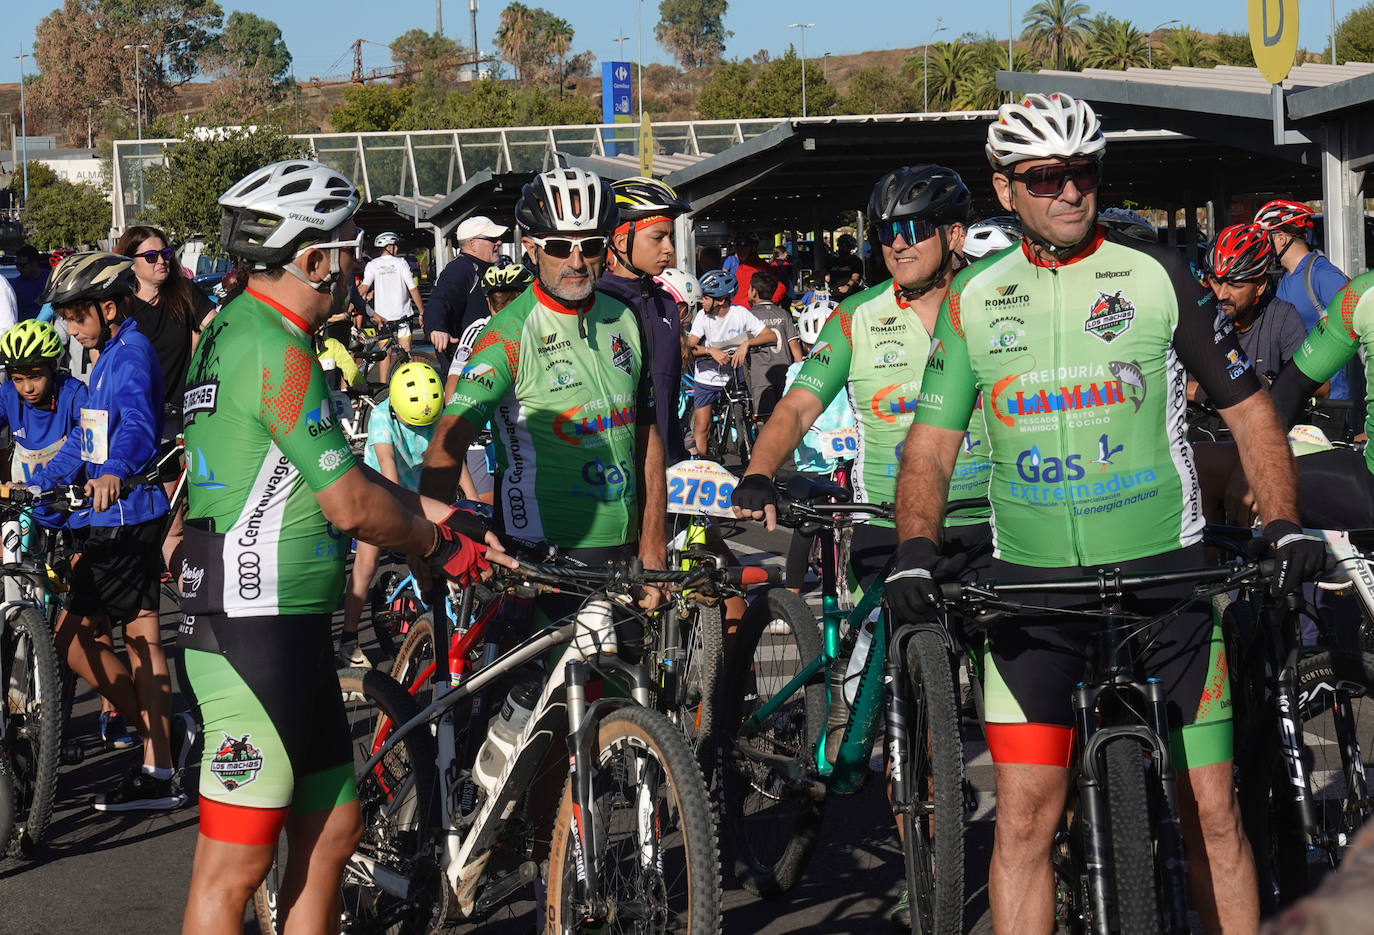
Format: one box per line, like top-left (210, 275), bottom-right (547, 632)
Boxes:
top-left (354, 580), bottom-right (657, 920)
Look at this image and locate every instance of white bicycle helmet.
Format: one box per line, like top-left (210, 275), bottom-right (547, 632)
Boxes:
top-left (515, 167), bottom-right (617, 234)
top-left (963, 217), bottom-right (1022, 259)
top-left (219, 160), bottom-right (360, 268)
top-left (375, 231), bottom-right (401, 248)
top-left (798, 297), bottom-right (838, 345)
top-left (986, 93), bottom-right (1106, 168)
top-left (655, 267), bottom-right (701, 310)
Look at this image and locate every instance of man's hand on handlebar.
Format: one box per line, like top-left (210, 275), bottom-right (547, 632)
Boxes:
top-left (1263, 519), bottom-right (1326, 598)
top-left (886, 537), bottom-right (942, 621)
top-left (708, 347), bottom-right (730, 366)
top-left (731, 473), bottom-right (779, 531)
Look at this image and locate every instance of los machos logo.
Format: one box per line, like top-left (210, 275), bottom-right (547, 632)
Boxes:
top-left (1084, 290), bottom-right (1135, 343)
top-left (210, 732), bottom-right (266, 791)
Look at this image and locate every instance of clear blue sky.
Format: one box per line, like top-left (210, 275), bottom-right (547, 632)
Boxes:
top-left (11, 1), bottom-right (1362, 84)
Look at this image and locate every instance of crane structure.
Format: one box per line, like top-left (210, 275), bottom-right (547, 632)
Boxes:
top-left (306, 38), bottom-right (494, 89)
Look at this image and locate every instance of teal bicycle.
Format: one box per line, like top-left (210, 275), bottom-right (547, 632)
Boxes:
top-left (716, 478), bottom-right (977, 932)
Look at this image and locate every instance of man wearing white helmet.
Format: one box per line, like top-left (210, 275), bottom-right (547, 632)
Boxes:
top-left (180, 160), bottom-right (508, 934)
top-left (359, 231), bottom-right (424, 381)
top-left (889, 92), bottom-right (1320, 933)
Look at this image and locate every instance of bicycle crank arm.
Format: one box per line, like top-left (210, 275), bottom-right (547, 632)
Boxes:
top-left (344, 853), bottom-right (413, 901)
top-left (472, 860), bottom-right (539, 916)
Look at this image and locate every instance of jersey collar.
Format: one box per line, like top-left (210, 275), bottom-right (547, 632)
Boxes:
top-left (247, 287), bottom-right (314, 334)
top-left (1020, 224), bottom-right (1107, 269)
top-left (890, 281), bottom-right (911, 310)
top-left (534, 281), bottom-right (595, 316)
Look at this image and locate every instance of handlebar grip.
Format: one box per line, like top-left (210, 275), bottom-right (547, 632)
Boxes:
top-left (728, 565), bottom-right (780, 589)
top-left (939, 581), bottom-right (963, 601)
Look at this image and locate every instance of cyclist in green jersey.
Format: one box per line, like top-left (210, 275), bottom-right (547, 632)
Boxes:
top-left (732, 165), bottom-right (991, 586)
top-left (179, 160), bottom-right (508, 935)
top-left (421, 167), bottom-right (667, 587)
top-left (886, 92), bottom-right (1324, 935)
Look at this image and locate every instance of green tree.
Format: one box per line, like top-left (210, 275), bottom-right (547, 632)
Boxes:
top-left (143, 126), bottom-right (310, 249)
top-left (1211, 31), bottom-right (1256, 67)
top-left (26, 181), bottom-right (111, 250)
top-left (695, 60), bottom-right (755, 118)
top-left (1336, 2), bottom-right (1374, 65)
top-left (746, 48), bottom-right (837, 117)
top-left (1159, 26), bottom-right (1216, 68)
top-left (924, 41), bottom-right (982, 109)
top-left (494, 3), bottom-right (589, 87)
top-left (205, 12), bottom-right (292, 114)
top-left (1080, 15), bottom-right (1147, 70)
top-left (655, 0), bottom-right (732, 69)
top-left (1021, 0), bottom-right (1090, 71)
top-left (329, 84), bottom-right (414, 132)
top-left (390, 28), bottom-right (466, 73)
top-left (840, 65), bottom-right (916, 114)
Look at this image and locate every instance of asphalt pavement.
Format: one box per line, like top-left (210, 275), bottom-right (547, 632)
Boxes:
top-left (0, 517), bottom-right (1000, 934)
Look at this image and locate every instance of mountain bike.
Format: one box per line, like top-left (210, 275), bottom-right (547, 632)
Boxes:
top-left (254, 555), bottom-right (723, 934)
top-left (715, 479), bottom-right (972, 933)
top-left (704, 369), bottom-right (757, 468)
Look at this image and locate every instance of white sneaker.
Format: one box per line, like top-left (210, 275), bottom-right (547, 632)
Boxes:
top-left (339, 642), bottom-right (373, 669)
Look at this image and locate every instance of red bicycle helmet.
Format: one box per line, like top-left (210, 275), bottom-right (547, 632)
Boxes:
top-left (1207, 224), bottom-right (1273, 282)
top-left (1253, 198), bottom-right (1315, 234)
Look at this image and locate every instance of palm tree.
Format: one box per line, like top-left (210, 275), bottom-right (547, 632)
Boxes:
top-left (1160, 25), bottom-right (1217, 68)
top-left (925, 40), bottom-right (980, 110)
top-left (1021, 0), bottom-right (1091, 71)
top-left (1080, 15), bottom-right (1148, 70)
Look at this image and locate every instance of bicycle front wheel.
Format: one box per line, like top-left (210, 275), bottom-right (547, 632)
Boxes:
top-left (899, 629), bottom-right (965, 934)
top-left (546, 704), bottom-right (721, 934)
top-left (3, 606), bottom-right (61, 856)
top-left (717, 587), bottom-right (826, 897)
top-left (661, 600), bottom-right (723, 777)
top-left (1102, 738), bottom-right (1163, 935)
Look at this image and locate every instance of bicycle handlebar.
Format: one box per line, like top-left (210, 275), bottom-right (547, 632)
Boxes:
top-left (0, 484), bottom-right (92, 512)
top-left (937, 559), bottom-right (1277, 607)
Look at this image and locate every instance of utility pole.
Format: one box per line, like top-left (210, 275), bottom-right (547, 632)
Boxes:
top-left (436, 0), bottom-right (442, 35)
top-left (636, 0), bottom-right (644, 128)
top-left (923, 18), bottom-right (946, 112)
top-left (470, 0), bottom-right (479, 76)
top-left (615, 33), bottom-right (628, 59)
top-left (1332, 0), bottom-right (1339, 64)
top-left (788, 23), bottom-right (814, 118)
top-left (14, 44), bottom-right (28, 203)
top-left (122, 42), bottom-right (150, 210)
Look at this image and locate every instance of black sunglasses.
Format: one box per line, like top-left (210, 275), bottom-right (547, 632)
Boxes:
top-left (1008, 158), bottom-right (1102, 198)
top-left (530, 235), bottom-right (608, 259)
top-left (135, 247), bottom-right (176, 263)
top-left (875, 218), bottom-right (940, 248)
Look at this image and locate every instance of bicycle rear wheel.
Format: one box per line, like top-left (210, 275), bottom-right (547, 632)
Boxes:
top-left (717, 587), bottom-right (826, 897)
top-left (899, 629), bottom-right (965, 934)
top-left (545, 704), bottom-right (721, 934)
top-left (253, 668), bottom-right (439, 935)
top-left (0, 752), bottom-right (13, 858)
top-left (390, 614), bottom-right (436, 706)
top-left (1102, 738), bottom-right (1163, 935)
top-left (3, 606), bottom-right (61, 857)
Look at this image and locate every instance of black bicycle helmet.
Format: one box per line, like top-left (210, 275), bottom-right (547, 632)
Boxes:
top-left (866, 165), bottom-right (973, 226)
top-left (514, 168), bottom-right (618, 235)
top-left (611, 176), bottom-right (689, 223)
top-left (40, 251), bottom-right (137, 306)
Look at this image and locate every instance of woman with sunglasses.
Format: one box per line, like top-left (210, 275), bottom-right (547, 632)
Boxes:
top-left (114, 225), bottom-right (214, 588)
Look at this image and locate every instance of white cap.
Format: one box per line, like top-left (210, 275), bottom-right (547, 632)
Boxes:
top-left (454, 216), bottom-right (508, 242)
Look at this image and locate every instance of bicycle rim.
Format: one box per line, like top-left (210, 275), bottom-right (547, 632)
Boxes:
top-left (3, 607), bottom-right (61, 856)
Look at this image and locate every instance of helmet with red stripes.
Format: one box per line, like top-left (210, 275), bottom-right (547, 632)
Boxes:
top-left (1206, 223), bottom-right (1273, 282)
top-left (1253, 199), bottom-right (1315, 235)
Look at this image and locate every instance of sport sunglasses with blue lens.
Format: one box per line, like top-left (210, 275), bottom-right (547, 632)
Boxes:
top-left (874, 218), bottom-right (940, 247)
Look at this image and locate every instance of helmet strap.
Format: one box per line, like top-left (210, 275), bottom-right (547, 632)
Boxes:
top-left (282, 255), bottom-right (337, 295)
top-left (1016, 214), bottom-right (1098, 265)
top-left (897, 226), bottom-right (955, 301)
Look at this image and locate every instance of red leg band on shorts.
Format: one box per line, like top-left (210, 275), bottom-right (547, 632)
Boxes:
top-left (199, 795), bottom-right (289, 846)
top-left (985, 723), bottom-right (1075, 768)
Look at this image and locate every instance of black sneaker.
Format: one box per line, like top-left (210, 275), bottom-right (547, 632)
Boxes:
top-left (93, 769), bottom-right (187, 812)
top-left (169, 712), bottom-right (199, 774)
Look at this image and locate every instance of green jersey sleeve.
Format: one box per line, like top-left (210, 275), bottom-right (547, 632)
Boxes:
top-left (913, 292), bottom-right (978, 432)
top-left (790, 303), bottom-right (854, 407)
top-left (1295, 277), bottom-right (1366, 384)
top-left (442, 310), bottom-right (519, 424)
top-left (260, 339), bottom-right (356, 491)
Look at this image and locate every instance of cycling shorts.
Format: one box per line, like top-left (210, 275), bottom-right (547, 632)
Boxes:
top-left (68, 519), bottom-right (164, 622)
top-left (982, 544), bottom-right (1231, 770)
top-left (1297, 446), bottom-right (1374, 529)
top-left (180, 612), bottom-right (354, 845)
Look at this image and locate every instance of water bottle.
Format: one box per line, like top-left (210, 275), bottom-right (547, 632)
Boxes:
top-left (842, 608), bottom-right (881, 708)
top-left (472, 676), bottom-right (541, 795)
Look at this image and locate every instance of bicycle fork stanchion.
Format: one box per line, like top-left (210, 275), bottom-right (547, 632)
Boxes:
top-left (1143, 677), bottom-right (1191, 934)
top-left (1073, 683), bottom-right (1115, 935)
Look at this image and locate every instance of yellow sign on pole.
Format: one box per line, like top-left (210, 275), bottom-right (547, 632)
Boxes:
top-left (639, 114), bottom-right (654, 178)
top-left (1249, 0), bottom-right (1299, 85)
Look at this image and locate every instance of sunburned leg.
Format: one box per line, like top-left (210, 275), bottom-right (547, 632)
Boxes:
top-left (1178, 759), bottom-right (1259, 934)
top-left (182, 834), bottom-right (277, 935)
top-left (988, 762), bottom-right (1070, 935)
top-left (277, 801), bottom-right (364, 935)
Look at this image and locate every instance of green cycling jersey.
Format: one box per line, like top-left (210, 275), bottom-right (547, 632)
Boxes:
top-left (914, 229), bottom-right (1263, 567)
top-left (1289, 270), bottom-right (1374, 474)
top-left (790, 279), bottom-right (991, 527)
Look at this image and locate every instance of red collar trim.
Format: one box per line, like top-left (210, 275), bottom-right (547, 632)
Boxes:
top-left (534, 281), bottom-right (594, 315)
top-left (1020, 224), bottom-right (1106, 269)
top-left (247, 287), bottom-right (313, 333)
top-left (890, 280), bottom-right (912, 310)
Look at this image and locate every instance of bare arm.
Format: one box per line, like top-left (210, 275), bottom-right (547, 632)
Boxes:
top-left (1218, 390), bottom-right (1299, 526)
top-left (894, 422), bottom-right (966, 542)
top-left (317, 466), bottom-right (433, 554)
top-left (788, 338), bottom-right (803, 363)
top-left (409, 286), bottom-right (425, 316)
top-left (419, 413), bottom-right (481, 502)
top-left (637, 425), bottom-right (667, 568)
top-left (733, 387), bottom-right (825, 529)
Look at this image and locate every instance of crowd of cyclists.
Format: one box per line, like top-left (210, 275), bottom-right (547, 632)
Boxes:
top-left (4, 88), bottom-right (1374, 933)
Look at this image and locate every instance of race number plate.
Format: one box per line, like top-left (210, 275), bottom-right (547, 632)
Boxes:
top-left (666, 459), bottom-right (737, 517)
top-left (817, 426), bottom-right (859, 461)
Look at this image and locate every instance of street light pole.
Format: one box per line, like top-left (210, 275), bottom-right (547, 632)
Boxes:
top-left (615, 33), bottom-right (628, 58)
top-left (1146, 18), bottom-right (1180, 68)
top-left (123, 42), bottom-right (150, 212)
top-left (822, 51), bottom-right (831, 82)
top-left (14, 44), bottom-right (28, 203)
top-left (923, 17), bottom-right (946, 112)
top-left (788, 23), bottom-right (814, 118)
top-left (636, 0), bottom-right (644, 128)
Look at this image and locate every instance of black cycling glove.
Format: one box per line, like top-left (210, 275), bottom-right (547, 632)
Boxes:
top-left (885, 537), bottom-right (942, 622)
top-left (731, 473), bottom-right (778, 514)
top-left (1264, 519), bottom-right (1325, 597)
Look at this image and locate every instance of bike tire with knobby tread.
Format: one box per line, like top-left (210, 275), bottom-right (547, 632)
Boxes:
top-left (676, 601), bottom-right (723, 778)
top-left (1102, 738), bottom-right (1163, 935)
top-left (718, 586), bottom-right (826, 898)
top-left (4, 606), bottom-right (61, 857)
top-left (900, 629), bottom-right (965, 935)
top-left (253, 668), bottom-right (438, 935)
top-left (546, 703), bottom-right (721, 934)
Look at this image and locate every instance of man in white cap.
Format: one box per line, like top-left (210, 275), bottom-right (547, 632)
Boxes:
top-left (425, 215), bottom-right (507, 370)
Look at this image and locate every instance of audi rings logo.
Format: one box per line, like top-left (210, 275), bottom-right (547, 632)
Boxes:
top-left (237, 552), bottom-right (262, 600)
top-left (506, 489), bottom-right (529, 529)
